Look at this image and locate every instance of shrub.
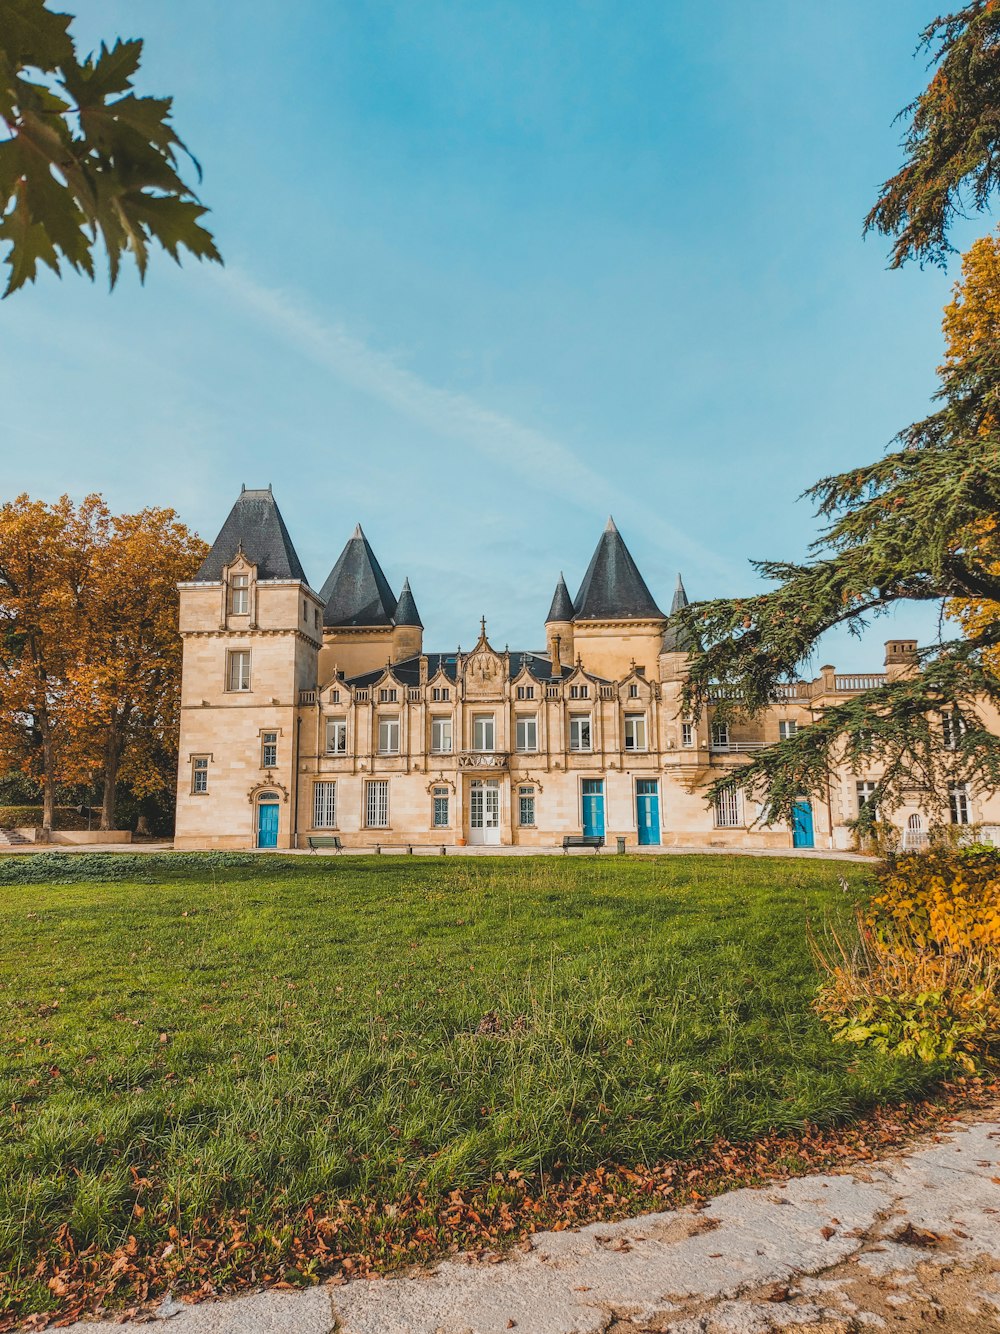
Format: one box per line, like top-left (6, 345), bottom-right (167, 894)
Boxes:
top-left (812, 850), bottom-right (1000, 1070)
top-left (0, 851), bottom-right (265, 885)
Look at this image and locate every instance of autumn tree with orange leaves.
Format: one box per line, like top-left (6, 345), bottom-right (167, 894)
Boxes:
top-left (0, 494), bottom-right (205, 834)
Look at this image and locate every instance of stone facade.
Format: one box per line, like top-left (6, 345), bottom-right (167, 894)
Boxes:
top-left (174, 489), bottom-right (1000, 852)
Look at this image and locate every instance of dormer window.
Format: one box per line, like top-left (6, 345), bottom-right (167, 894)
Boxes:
top-left (230, 573), bottom-right (249, 615)
top-left (570, 684), bottom-right (588, 699)
top-left (379, 688), bottom-right (397, 703)
top-left (432, 686), bottom-right (450, 702)
top-left (628, 683), bottom-right (639, 699)
top-left (516, 685), bottom-right (535, 700)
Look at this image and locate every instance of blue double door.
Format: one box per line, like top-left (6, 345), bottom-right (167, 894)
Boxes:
top-left (581, 779), bottom-right (661, 845)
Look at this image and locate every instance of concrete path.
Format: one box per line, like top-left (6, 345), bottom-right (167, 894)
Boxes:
top-left (62, 1114), bottom-right (1000, 1333)
top-left (0, 843), bottom-right (874, 860)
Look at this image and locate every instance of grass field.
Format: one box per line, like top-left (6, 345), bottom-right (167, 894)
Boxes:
top-left (0, 853), bottom-right (942, 1314)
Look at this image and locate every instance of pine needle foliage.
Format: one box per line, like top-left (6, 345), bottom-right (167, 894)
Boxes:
top-left (678, 239), bottom-right (1000, 827)
top-left (866, 1), bottom-right (1000, 268)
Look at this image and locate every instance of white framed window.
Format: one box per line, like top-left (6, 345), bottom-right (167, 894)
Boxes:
top-left (431, 717), bottom-right (452, 753)
top-left (433, 786), bottom-right (449, 827)
top-left (569, 713), bottom-right (592, 751)
top-left (570, 683), bottom-right (589, 699)
top-left (326, 717), bottom-right (347, 754)
top-left (518, 785), bottom-right (535, 826)
top-left (711, 722), bottom-right (729, 748)
top-left (378, 717), bottom-right (400, 754)
top-left (313, 781), bottom-right (337, 828)
top-left (629, 683), bottom-right (640, 698)
top-left (366, 779), bottom-right (389, 828)
top-left (191, 756), bottom-right (209, 794)
top-left (714, 788), bottom-right (742, 828)
top-left (624, 713), bottom-right (647, 751)
top-left (942, 713), bottom-right (965, 751)
top-left (856, 780), bottom-right (877, 814)
top-left (515, 715), bottom-right (537, 752)
top-left (949, 784), bottom-right (971, 825)
top-left (432, 686), bottom-right (450, 702)
top-left (681, 722), bottom-right (694, 748)
top-left (473, 714), bottom-right (495, 751)
top-left (229, 572), bottom-right (249, 615)
top-left (261, 730), bottom-right (278, 768)
top-left (226, 649), bottom-right (251, 692)
top-left (778, 720), bottom-right (798, 741)
top-left (379, 687), bottom-right (397, 704)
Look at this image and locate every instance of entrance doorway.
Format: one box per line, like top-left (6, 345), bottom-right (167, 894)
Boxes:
top-left (792, 800), bottom-right (814, 848)
top-left (256, 796), bottom-right (279, 849)
top-left (636, 780), bottom-right (660, 845)
top-left (468, 780), bottom-right (501, 845)
top-left (582, 779), bottom-right (605, 839)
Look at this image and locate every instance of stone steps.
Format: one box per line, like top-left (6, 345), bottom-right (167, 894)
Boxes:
top-left (0, 827), bottom-right (31, 847)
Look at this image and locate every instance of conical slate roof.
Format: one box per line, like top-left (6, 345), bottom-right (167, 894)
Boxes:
top-left (545, 573), bottom-right (574, 623)
top-left (320, 525), bottom-right (398, 628)
top-left (394, 578), bottom-right (423, 628)
top-left (661, 574), bottom-right (696, 652)
top-left (195, 486), bottom-right (308, 583)
top-left (573, 517), bottom-right (665, 621)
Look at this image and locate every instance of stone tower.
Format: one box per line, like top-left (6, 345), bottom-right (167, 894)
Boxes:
top-left (174, 486), bottom-right (323, 850)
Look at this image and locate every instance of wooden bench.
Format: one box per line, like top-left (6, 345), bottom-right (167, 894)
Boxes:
top-left (307, 835), bottom-right (342, 852)
top-left (374, 844), bottom-right (447, 855)
top-left (562, 834), bottom-right (604, 854)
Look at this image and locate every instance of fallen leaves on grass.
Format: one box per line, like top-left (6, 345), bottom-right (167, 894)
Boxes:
top-left (2, 1074), bottom-right (997, 1330)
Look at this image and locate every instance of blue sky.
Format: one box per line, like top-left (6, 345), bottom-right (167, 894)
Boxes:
top-left (1, 1), bottom-right (986, 667)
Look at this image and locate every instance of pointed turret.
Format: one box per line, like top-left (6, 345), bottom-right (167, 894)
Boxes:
top-left (194, 486), bottom-right (308, 583)
top-left (661, 574), bottom-right (695, 653)
top-left (545, 573), bottom-right (574, 624)
top-left (320, 524), bottom-right (398, 628)
top-left (545, 572), bottom-right (574, 672)
top-left (393, 578), bottom-right (422, 628)
top-left (573, 517), bottom-right (665, 621)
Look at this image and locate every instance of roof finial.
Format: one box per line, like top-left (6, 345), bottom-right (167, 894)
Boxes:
top-left (605, 515), bottom-right (617, 533)
top-left (480, 614), bottom-right (487, 639)
top-left (352, 522), bottom-right (364, 539)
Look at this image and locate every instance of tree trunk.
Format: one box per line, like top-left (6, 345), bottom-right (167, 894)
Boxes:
top-left (101, 727), bottom-right (121, 831)
top-left (40, 721), bottom-right (55, 839)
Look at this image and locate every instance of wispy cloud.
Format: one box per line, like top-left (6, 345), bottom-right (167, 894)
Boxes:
top-left (217, 266), bottom-right (738, 580)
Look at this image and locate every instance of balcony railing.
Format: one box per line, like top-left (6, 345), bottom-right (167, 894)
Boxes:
top-left (298, 689), bottom-right (318, 705)
top-left (709, 741), bottom-right (767, 753)
top-left (459, 751), bottom-right (510, 770)
top-left (834, 674), bottom-right (887, 692)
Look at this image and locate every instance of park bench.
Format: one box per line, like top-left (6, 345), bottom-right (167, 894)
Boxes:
top-left (374, 843), bottom-right (447, 855)
top-left (307, 835), bottom-right (342, 852)
top-left (562, 834), bottom-right (604, 854)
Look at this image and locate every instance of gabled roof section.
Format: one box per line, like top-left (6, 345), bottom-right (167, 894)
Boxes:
top-left (320, 524), bottom-right (398, 628)
top-left (661, 574), bottom-right (696, 653)
top-left (545, 573), bottom-right (574, 624)
top-left (573, 517), bottom-right (665, 621)
top-left (394, 578), bottom-right (423, 628)
top-left (194, 486), bottom-right (308, 584)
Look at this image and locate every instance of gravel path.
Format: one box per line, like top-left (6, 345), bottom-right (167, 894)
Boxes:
top-left (61, 1115), bottom-right (1000, 1334)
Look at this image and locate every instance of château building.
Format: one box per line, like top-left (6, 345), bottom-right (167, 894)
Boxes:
top-left (174, 488), bottom-right (993, 851)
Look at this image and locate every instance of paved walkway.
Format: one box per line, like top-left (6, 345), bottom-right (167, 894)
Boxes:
top-left (63, 1114), bottom-right (1000, 1333)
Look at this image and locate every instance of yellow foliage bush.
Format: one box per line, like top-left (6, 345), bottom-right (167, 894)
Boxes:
top-left (813, 850), bottom-right (1000, 1068)
top-left (872, 850), bottom-right (1000, 953)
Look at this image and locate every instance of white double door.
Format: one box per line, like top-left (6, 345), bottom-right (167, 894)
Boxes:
top-left (468, 779), bottom-right (501, 845)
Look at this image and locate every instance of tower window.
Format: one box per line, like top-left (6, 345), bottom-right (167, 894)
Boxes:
top-left (230, 573), bottom-right (249, 615)
top-left (191, 756), bottom-right (210, 794)
top-left (227, 650), bottom-right (251, 692)
top-left (681, 722), bottom-right (694, 747)
top-left (261, 731), bottom-right (278, 768)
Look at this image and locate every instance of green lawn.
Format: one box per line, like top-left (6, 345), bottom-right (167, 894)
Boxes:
top-left (0, 853), bottom-right (940, 1312)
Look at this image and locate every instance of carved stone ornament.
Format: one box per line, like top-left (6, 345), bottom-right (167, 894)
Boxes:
top-left (247, 780), bottom-right (290, 805)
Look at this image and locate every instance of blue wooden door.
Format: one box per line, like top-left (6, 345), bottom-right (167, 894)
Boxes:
top-left (636, 780), bottom-right (660, 845)
top-left (581, 780), bottom-right (605, 838)
top-left (257, 801), bottom-right (279, 849)
top-left (792, 800), bottom-right (814, 848)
